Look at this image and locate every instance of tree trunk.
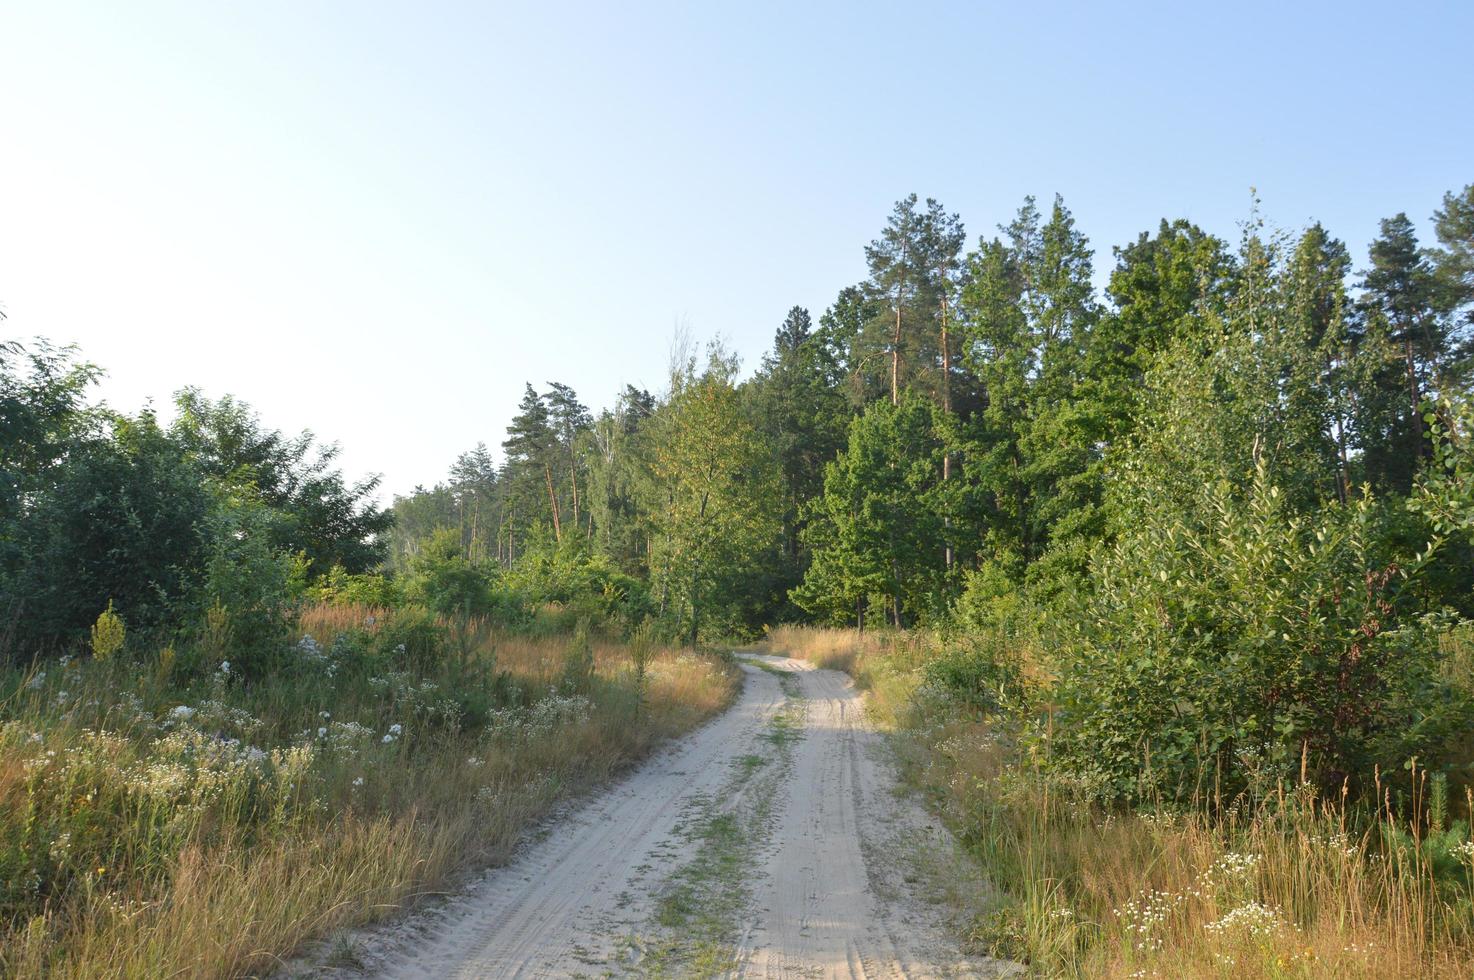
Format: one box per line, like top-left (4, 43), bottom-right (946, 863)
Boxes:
top-left (1406, 336), bottom-right (1424, 456)
top-left (891, 304), bottom-right (903, 406)
top-left (544, 462), bottom-right (562, 541)
top-left (568, 445), bottom-right (582, 533)
top-left (940, 295), bottom-right (953, 569)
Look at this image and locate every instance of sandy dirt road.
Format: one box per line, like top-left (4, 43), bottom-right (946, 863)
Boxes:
top-left (322, 655), bottom-right (1014, 979)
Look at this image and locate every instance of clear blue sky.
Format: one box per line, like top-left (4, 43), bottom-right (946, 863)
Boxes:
top-left (2, 1), bottom-right (1470, 499)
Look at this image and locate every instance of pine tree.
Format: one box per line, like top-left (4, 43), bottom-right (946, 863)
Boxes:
top-left (502, 383), bottom-right (561, 551)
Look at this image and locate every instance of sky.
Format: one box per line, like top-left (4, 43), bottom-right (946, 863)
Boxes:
top-left (2, 1), bottom-right (1471, 500)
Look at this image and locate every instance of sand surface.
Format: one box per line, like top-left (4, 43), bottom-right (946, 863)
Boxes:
top-left (300, 655), bottom-right (1017, 979)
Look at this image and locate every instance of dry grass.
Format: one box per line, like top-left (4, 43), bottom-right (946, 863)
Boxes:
top-left (0, 607), bottom-right (738, 979)
top-left (767, 625), bottom-right (1474, 979)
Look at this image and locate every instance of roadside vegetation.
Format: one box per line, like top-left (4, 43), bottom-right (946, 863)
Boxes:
top-left (3, 178), bottom-right (1472, 977)
top-left (768, 623), bottom-right (1474, 977)
top-left (0, 607), bottom-right (735, 978)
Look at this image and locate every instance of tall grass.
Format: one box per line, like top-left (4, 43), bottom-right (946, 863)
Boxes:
top-left (766, 624), bottom-right (1474, 978)
top-left (0, 607), bottom-right (738, 978)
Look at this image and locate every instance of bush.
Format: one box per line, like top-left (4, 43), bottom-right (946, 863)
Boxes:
top-left (198, 497), bottom-right (295, 678)
top-left (373, 606), bottom-right (447, 671)
top-left (1049, 467), bottom-right (1469, 803)
top-left (5, 416), bottom-right (211, 652)
top-left (304, 564), bottom-right (402, 607)
top-left (403, 528), bottom-right (522, 621)
top-left (920, 640), bottom-right (1024, 715)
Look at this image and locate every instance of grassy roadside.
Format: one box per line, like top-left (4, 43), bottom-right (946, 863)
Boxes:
top-left (765, 624), bottom-right (1474, 979)
top-left (0, 605), bottom-right (739, 979)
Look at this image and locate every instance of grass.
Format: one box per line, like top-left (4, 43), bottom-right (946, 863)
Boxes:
top-left (0, 605), bottom-right (739, 978)
top-left (765, 623), bottom-right (1474, 979)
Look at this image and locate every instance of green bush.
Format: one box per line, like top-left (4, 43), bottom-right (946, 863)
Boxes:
top-left (920, 640), bottom-right (1024, 715)
top-left (6, 416), bottom-right (211, 652)
top-left (373, 606), bottom-right (447, 671)
top-left (198, 497), bottom-right (295, 678)
top-left (1049, 467), bottom-right (1468, 803)
top-left (304, 565), bottom-right (402, 607)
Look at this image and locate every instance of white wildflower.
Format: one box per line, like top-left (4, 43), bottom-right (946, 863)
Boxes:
top-left (1204, 901), bottom-right (1285, 939)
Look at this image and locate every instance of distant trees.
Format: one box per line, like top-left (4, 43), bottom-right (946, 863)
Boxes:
top-left (647, 349), bottom-right (781, 645)
top-left (794, 396), bottom-right (947, 628)
top-left (18, 180), bottom-right (1444, 653)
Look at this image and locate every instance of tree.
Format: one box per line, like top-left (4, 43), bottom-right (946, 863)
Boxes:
top-left (747, 306), bottom-right (852, 615)
top-left (502, 383), bottom-right (562, 548)
top-left (793, 396), bottom-right (948, 628)
top-left (646, 351), bottom-right (781, 645)
top-left (818, 285), bottom-right (886, 406)
top-left (449, 443), bottom-right (498, 561)
top-left (1430, 183), bottom-right (1474, 366)
top-left (956, 195), bottom-right (1102, 574)
top-left (587, 385), bottom-right (655, 571)
top-left (1356, 214), bottom-right (1448, 490)
top-left (170, 389), bottom-right (391, 574)
top-left (544, 382), bottom-right (592, 534)
top-left (861, 194), bottom-right (933, 405)
top-left (0, 340), bottom-right (101, 588)
top-left (917, 200), bottom-right (967, 416)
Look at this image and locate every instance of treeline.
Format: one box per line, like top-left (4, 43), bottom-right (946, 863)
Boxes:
top-left (5, 182), bottom-right (1473, 800)
top-left (387, 183), bottom-right (1474, 801)
top-left (393, 187), bottom-right (1473, 623)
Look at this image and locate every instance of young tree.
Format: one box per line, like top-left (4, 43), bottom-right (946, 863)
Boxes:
top-left (646, 351), bottom-right (781, 645)
top-left (793, 396), bottom-right (948, 628)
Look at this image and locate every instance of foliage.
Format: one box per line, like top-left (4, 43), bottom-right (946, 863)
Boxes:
top-left (5, 414), bottom-right (213, 652)
top-left (170, 389), bottom-right (392, 575)
top-left (795, 395), bottom-right (949, 627)
top-left (89, 600), bottom-right (125, 661)
top-left (1052, 466), bottom-right (1463, 802)
top-left (646, 348), bottom-right (782, 644)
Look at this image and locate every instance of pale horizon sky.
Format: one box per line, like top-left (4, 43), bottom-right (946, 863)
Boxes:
top-left (2, 1), bottom-right (1471, 500)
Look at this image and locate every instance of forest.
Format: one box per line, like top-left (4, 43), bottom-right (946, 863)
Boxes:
top-left (3, 181), bottom-right (1474, 977)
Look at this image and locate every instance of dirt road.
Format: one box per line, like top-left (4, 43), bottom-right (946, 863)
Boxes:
top-left (328, 655), bottom-right (1014, 979)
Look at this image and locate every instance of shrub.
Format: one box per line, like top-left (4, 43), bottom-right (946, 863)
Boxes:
top-left (198, 497), bottom-right (295, 677)
top-left (89, 601), bottom-right (125, 661)
top-left (373, 606), bottom-right (447, 671)
top-left (1049, 466), bottom-right (1468, 803)
top-left (6, 416), bottom-right (211, 652)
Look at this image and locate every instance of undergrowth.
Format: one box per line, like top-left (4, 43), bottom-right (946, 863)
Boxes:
top-left (0, 604), bottom-right (738, 978)
top-left (767, 623), bottom-right (1474, 978)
